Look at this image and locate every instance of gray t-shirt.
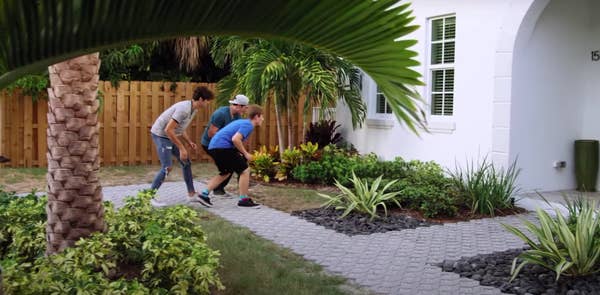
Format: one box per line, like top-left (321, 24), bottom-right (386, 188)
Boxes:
top-left (150, 100), bottom-right (197, 138)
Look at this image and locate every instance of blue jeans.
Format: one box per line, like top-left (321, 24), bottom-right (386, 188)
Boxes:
top-left (150, 134), bottom-right (195, 193)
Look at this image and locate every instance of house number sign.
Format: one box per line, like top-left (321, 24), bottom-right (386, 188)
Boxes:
top-left (592, 50), bottom-right (600, 61)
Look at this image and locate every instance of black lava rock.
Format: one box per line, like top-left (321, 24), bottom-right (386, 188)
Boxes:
top-left (437, 248), bottom-right (600, 294)
top-left (291, 207), bottom-right (440, 236)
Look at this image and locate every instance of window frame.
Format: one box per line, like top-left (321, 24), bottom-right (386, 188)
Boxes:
top-left (427, 14), bottom-right (456, 118)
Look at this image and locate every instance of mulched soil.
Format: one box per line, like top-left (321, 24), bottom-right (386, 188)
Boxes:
top-left (437, 248), bottom-right (600, 295)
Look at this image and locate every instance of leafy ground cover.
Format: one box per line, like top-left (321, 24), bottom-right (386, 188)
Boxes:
top-left (0, 189), bottom-right (369, 295)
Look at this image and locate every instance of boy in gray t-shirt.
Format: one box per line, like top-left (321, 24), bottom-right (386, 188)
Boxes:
top-left (149, 86), bottom-right (214, 207)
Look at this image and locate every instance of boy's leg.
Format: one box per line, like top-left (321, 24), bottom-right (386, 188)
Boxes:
top-left (213, 174), bottom-right (233, 195)
top-left (207, 173), bottom-right (232, 191)
top-left (202, 145), bottom-right (231, 195)
top-left (238, 168), bottom-right (250, 196)
top-left (150, 135), bottom-right (174, 191)
top-left (173, 145), bottom-right (196, 197)
top-left (232, 154), bottom-right (259, 208)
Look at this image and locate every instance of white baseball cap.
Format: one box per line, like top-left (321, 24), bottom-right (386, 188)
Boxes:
top-left (229, 94), bottom-right (249, 106)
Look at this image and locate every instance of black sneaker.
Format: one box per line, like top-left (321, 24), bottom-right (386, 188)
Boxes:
top-left (237, 198), bottom-right (261, 208)
top-left (192, 192), bottom-right (213, 208)
top-left (212, 189), bottom-right (233, 198)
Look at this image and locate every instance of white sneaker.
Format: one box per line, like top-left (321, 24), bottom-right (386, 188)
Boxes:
top-left (150, 199), bottom-right (168, 208)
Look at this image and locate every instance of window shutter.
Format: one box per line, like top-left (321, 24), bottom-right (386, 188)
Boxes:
top-left (429, 16), bottom-right (456, 116)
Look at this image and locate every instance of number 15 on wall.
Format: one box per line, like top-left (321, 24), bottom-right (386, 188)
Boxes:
top-left (592, 50), bottom-right (600, 61)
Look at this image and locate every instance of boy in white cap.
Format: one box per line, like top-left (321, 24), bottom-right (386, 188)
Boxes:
top-left (200, 94), bottom-right (249, 197)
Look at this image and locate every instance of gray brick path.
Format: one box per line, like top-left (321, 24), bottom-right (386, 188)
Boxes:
top-left (102, 181), bottom-right (537, 295)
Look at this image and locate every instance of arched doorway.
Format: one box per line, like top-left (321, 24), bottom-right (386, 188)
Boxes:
top-left (504, 0), bottom-right (600, 191)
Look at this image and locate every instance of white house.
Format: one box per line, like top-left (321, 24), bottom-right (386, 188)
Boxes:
top-left (337, 0), bottom-right (600, 193)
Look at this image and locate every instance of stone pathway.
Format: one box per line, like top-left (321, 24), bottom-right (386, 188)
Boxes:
top-left (102, 181), bottom-right (537, 295)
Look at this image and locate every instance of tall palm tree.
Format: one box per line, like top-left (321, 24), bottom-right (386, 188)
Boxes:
top-left (0, 0), bottom-right (423, 255)
top-left (213, 38), bottom-right (365, 154)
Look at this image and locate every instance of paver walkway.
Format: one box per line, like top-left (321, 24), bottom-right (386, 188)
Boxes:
top-left (102, 181), bottom-right (537, 295)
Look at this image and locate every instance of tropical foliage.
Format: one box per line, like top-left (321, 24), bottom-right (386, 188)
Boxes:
top-left (0, 189), bottom-right (223, 294)
top-left (319, 172), bottom-right (401, 220)
top-left (304, 120), bottom-right (343, 148)
top-left (502, 198), bottom-right (600, 281)
top-left (212, 37), bottom-right (366, 154)
top-left (0, 0), bottom-right (424, 131)
top-left (448, 157), bottom-right (520, 216)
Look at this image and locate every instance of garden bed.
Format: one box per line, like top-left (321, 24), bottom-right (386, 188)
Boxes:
top-left (437, 248), bottom-right (600, 295)
top-left (291, 207), bottom-right (440, 235)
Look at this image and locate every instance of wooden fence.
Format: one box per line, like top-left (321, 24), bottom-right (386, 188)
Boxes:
top-left (0, 81), bottom-right (307, 168)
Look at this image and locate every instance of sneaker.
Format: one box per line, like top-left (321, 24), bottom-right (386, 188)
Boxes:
top-left (237, 198), bottom-right (261, 209)
top-left (192, 192), bottom-right (213, 208)
top-left (150, 199), bottom-right (168, 208)
top-left (212, 190), bottom-right (233, 198)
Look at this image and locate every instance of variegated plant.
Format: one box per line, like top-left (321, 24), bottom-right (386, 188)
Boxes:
top-left (319, 172), bottom-right (401, 220)
top-left (502, 199), bottom-right (600, 281)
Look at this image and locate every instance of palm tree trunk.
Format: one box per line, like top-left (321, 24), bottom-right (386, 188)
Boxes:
top-left (273, 93), bottom-right (285, 159)
top-left (46, 53), bottom-right (106, 255)
top-left (286, 79), bottom-right (293, 149)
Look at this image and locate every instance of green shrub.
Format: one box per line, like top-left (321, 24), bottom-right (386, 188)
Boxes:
top-left (502, 199), bottom-right (600, 281)
top-left (449, 157), bottom-right (520, 216)
top-left (275, 147), bottom-right (302, 181)
top-left (291, 161), bottom-right (327, 184)
top-left (383, 162), bottom-right (458, 218)
top-left (0, 190), bottom-right (46, 263)
top-left (319, 172), bottom-right (401, 220)
top-left (1, 190), bottom-right (223, 294)
top-left (250, 146), bottom-right (278, 182)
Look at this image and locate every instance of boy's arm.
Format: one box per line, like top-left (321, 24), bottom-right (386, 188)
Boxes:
top-left (165, 119), bottom-right (189, 160)
top-left (181, 131), bottom-right (197, 150)
top-left (232, 132), bottom-right (253, 161)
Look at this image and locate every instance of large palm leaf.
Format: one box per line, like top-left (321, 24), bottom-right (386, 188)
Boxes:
top-left (0, 0), bottom-right (424, 130)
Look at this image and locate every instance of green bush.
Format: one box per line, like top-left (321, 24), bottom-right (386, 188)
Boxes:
top-left (383, 161), bottom-right (458, 218)
top-left (502, 198), bottom-right (600, 281)
top-left (250, 146), bottom-right (278, 182)
top-left (319, 172), bottom-right (401, 220)
top-left (1, 190), bottom-right (223, 294)
top-left (0, 190), bottom-right (46, 263)
top-left (449, 157), bottom-right (520, 216)
top-left (275, 147), bottom-right (302, 181)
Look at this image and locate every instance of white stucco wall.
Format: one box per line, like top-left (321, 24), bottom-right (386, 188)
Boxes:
top-left (339, 0), bottom-right (514, 169)
top-left (510, 0), bottom-right (594, 191)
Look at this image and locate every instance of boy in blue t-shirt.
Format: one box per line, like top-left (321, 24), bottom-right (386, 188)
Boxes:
top-left (200, 94), bottom-right (248, 196)
top-left (198, 105), bottom-right (264, 208)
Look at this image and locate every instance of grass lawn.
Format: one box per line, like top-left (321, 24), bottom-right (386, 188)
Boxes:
top-left (0, 163), bottom-right (332, 212)
top-left (198, 209), bottom-right (369, 295)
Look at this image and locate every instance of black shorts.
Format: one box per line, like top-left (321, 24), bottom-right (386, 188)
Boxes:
top-left (208, 148), bottom-right (248, 175)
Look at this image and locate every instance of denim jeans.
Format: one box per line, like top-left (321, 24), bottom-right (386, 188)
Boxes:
top-left (150, 133), bottom-right (195, 193)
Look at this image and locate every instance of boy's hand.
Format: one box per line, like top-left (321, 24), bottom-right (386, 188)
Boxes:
top-left (244, 152), bottom-right (254, 162)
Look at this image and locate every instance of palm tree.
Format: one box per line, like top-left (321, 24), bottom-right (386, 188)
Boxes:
top-left (45, 53), bottom-right (106, 254)
top-left (0, 0), bottom-right (423, 255)
top-left (213, 38), bottom-right (365, 153)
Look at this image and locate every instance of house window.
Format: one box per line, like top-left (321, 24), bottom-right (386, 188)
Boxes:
top-left (429, 15), bottom-right (455, 116)
top-left (376, 86), bottom-right (392, 114)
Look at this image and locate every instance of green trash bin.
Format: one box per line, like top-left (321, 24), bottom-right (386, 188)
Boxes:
top-left (575, 139), bottom-right (599, 192)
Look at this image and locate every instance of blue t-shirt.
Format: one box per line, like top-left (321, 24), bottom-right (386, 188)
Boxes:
top-left (208, 119), bottom-right (254, 149)
top-left (201, 106), bottom-right (241, 146)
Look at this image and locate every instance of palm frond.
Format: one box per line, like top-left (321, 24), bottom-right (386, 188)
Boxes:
top-left (0, 0), bottom-right (424, 130)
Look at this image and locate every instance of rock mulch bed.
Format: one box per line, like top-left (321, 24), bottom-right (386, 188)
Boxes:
top-left (291, 207), bottom-right (440, 236)
top-left (437, 248), bottom-right (600, 295)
